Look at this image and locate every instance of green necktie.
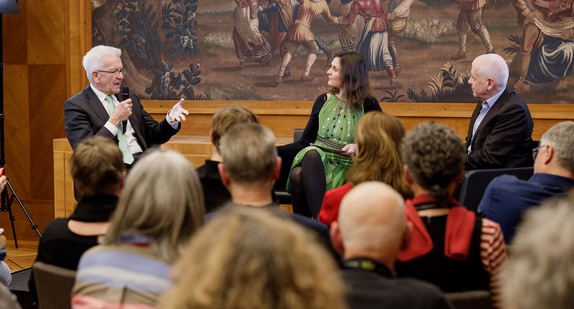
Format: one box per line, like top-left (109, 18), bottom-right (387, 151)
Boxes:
top-left (105, 95), bottom-right (134, 164)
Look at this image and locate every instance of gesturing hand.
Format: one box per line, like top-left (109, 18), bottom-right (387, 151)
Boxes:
top-left (169, 98), bottom-right (189, 123)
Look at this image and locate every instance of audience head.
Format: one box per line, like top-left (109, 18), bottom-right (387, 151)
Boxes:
top-left (502, 190), bottom-right (574, 309)
top-left (329, 51), bottom-right (371, 108)
top-left (161, 206), bottom-right (346, 309)
top-left (82, 45), bottom-right (122, 86)
top-left (469, 53), bottom-right (509, 100)
top-left (219, 123), bottom-right (280, 186)
top-left (402, 122), bottom-right (465, 201)
top-left (102, 150), bottom-right (205, 262)
top-left (347, 111), bottom-right (412, 198)
top-left (332, 181), bottom-right (408, 266)
top-left (536, 121), bottom-right (574, 175)
top-left (211, 104), bottom-right (259, 153)
top-left (70, 136), bottom-right (125, 196)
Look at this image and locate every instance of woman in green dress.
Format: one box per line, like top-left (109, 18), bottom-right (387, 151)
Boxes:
top-left (281, 51), bottom-right (382, 219)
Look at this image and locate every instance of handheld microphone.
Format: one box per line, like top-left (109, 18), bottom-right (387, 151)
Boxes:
top-left (121, 87), bottom-right (130, 133)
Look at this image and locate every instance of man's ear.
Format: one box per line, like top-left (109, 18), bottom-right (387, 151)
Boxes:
top-left (273, 156), bottom-right (282, 181)
top-left (330, 221), bottom-right (345, 255)
top-left (400, 220), bottom-right (413, 250)
top-left (209, 131), bottom-right (214, 145)
top-left (486, 77), bottom-right (495, 91)
top-left (218, 162), bottom-right (231, 187)
top-left (92, 71), bottom-right (100, 85)
top-left (543, 144), bottom-right (554, 165)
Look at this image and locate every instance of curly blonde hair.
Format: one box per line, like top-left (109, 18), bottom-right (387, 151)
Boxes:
top-left (160, 206), bottom-right (347, 309)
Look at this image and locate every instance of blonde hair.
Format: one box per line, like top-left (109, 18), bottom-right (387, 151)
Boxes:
top-left (211, 104), bottom-right (259, 153)
top-left (70, 136), bottom-right (124, 196)
top-left (347, 112), bottom-right (412, 198)
top-left (160, 206), bottom-right (347, 309)
top-left (101, 150), bottom-right (205, 262)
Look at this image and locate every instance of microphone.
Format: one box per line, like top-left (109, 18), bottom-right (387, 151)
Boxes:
top-left (120, 87), bottom-right (130, 134)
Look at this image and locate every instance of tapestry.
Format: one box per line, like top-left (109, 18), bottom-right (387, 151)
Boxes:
top-left (92, 0), bottom-right (574, 103)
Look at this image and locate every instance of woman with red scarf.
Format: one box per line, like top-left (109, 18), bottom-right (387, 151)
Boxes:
top-left (395, 122), bottom-right (506, 308)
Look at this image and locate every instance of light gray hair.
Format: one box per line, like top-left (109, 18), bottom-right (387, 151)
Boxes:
top-left (102, 150), bottom-right (205, 262)
top-left (82, 45), bottom-right (121, 84)
top-left (502, 190), bottom-right (574, 309)
top-left (472, 53), bottom-right (509, 89)
top-left (219, 123), bottom-right (278, 185)
top-left (540, 121), bottom-right (574, 173)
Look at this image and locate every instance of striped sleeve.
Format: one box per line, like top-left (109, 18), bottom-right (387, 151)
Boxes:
top-left (480, 218), bottom-right (507, 309)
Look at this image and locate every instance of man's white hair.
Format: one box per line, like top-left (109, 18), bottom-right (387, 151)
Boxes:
top-left (82, 45), bottom-right (121, 84)
top-left (472, 53), bottom-right (509, 89)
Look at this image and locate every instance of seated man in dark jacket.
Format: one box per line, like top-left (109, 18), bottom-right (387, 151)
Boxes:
top-left (330, 181), bottom-right (453, 309)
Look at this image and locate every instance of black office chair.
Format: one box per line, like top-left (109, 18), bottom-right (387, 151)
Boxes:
top-left (459, 166), bottom-right (534, 212)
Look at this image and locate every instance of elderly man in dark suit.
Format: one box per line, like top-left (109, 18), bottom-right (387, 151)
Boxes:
top-left (65, 45), bottom-right (188, 166)
top-left (465, 53), bottom-right (533, 170)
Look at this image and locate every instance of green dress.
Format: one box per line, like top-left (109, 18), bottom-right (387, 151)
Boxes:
top-left (288, 95), bottom-right (365, 191)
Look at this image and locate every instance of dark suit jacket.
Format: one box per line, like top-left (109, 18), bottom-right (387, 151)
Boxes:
top-left (64, 85), bottom-right (179, 150)
top-left (465, 87), bottom-right (533, 170)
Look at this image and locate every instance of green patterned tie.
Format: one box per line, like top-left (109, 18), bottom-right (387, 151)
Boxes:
top-left (105, 95), bottom-right (134, 164)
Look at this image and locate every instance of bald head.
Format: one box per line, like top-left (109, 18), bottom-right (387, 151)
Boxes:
top-left (337, 181), bottom-right (406, 263)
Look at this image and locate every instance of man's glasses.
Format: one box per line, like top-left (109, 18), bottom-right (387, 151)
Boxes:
top-left (97, 68), bottom-right (127, 76)
top-left (532, 144), bottom-right (547, 160)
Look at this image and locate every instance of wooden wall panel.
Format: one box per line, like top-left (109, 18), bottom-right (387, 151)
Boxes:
top-left (29, 64), bottom-right (66, 200)
top-left (2, 0), bottom-right (27, 65)
top-left (27, 0), bottom-right (65, 65)
top-left (4, 65), bottom-right (31, 199)
top-left (66, 0), bottom-right (91, 98)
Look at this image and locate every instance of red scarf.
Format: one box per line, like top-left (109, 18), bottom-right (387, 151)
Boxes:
top-left (398, 194), bottom-right (476, 262)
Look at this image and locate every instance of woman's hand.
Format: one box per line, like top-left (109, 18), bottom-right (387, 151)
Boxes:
top-left (342, 143), bottom-right (357, 157)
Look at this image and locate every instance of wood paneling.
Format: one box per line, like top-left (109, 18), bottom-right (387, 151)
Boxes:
top-left (66, 0), bottom-right (91, 98)
top-left (27, 0), bottom-right (65, 65)
top-left (4, 65), bottom-right (31, 199)
top-left (29, 64), bottom-right (66, 200)
top-left (2, 0), bottom-right (27, 65)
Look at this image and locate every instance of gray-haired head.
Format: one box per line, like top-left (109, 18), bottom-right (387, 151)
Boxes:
top-left (82, 45), bottom-right (121, 84)
top-left (401, 122), bottom-right (465, 201)
top-left (539, 121), bottom-right (574, 174)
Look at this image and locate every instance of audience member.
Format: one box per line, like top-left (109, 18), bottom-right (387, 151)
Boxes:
top-left (278, 51), bottom-right (381, 219)
top-left (161, 206), bottom-right (346, 309)
top-left (319, 111), bottom-right (412, 227)
top-left (502, 189), bottom-right (574, 309)
top-left (65, 45), bottom-right (188, 167)
top-left (0, 176), bottom-right (11, 286)
top-left (395, 122), bottom-right (506, 307)
top-left (197, 103), bottom-right (259, 213)
top-left (478, 121), bottom-right (574, 243)
top-left (35, 136), bottom-right (125, 270)
top-left (216, 122), bottom-right (335, 254)
top-left (331, 182), bottom-right (453, 309)
top-left (0, 284), bottom-right (21, 309)
top-left (72, 150), bottom-right (205, 308)
top-left (465, 53), bottom-right (533, 170)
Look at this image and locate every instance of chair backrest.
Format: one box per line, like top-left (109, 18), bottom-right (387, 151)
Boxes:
top-left (459, 166), bottom-right (534, 212)
top-left (33, 262), bottom-right (77, 309)
top-left (293, 129), bottom-right (304, 142)
top-left (445, 290), bottom-right (493, 309)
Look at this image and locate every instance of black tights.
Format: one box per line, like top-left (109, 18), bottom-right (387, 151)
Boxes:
top-left (290, 150), bottom-right (326, 218)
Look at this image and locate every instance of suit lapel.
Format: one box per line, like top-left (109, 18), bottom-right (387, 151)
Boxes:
top-left (472, 87), bottom-right (511, 144)
top-left (86, 86), bottom-right (111, 123)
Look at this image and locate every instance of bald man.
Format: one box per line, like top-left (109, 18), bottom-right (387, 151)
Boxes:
top-left (330, 182), bottom-right (453, 309)
top-left (465, 53), bottom-right (533, 170)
